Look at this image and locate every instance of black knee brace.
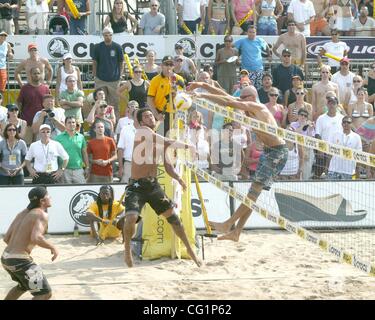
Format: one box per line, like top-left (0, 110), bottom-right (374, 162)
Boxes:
top-left (166, 214), bottom-right (182, 226)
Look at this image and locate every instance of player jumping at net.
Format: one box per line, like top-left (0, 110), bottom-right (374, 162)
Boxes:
top-left (122, 107), bottom-right (201, 267)
top-left (188, 82), bottom-right (288, 242)
top-left (1, 187), bottom-right (58, 300)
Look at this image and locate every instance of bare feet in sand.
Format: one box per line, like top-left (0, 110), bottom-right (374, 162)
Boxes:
top-left (124, 251), bottom-right (134, 267)
top-left (209, 221), bottom-right (232, 234)
top-left (218, 230), bottom-right (240, 242)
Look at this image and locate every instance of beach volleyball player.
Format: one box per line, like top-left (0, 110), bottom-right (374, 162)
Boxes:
top-left (1, 187), bottom-right (58, 300)
top-left (189, 82), bottom-right (288, 242)
top-left (123, 108), bottom-right (201, 267)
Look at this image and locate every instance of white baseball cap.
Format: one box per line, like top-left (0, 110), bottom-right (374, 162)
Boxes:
top-left (39, 124), bottom-right (51, 131)
top-left (63, 53), bottom-right (72, 60)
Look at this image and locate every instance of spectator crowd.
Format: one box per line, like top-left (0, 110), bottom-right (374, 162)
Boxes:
top-left (0, 0), bottom-right (375, 186)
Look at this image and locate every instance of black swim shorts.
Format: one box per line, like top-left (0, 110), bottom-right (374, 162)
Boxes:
top-left (124, 177), bottom-right (174, 216)
top-left (1, 252), bottom-right (51, 296)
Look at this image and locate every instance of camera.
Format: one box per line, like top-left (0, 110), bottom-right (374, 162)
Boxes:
top-left (45, 109), bottom-right (55, 118)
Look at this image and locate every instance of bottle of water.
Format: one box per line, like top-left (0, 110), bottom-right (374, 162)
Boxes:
top-left (73, 223), bottom-right (79, 237)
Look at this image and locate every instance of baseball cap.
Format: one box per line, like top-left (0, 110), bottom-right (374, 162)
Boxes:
top-left (28, 43), bottom-right (37, 51)
top-left (0, 31), bottom-right (8, 36)
top-left (340, 57), bottom-right (350, 64)
top-left (27, 187), bottom-right (48, 210)
top-left (240, 69), bottom-right (249, 75)
top-left (175, 43), bottom-right (183, 49)
top-left (6, 103), bottom-right (18, 111)
top-left (292, 74), bottom-right (302, 80)
top-left (174, 55), bottom-right (184, 61)
top-left (39, 124), bottom-right (51, 131)
top-left (327, 96), bottom-right (338, 103)
top-left (63, 53), bottom-right (72, 60)
top-left (102, 26), bottom-right (113, 35)
top-left (162, 55), bottom-right (174, 63)
top-left (282, 48), bottom-right (291, 56)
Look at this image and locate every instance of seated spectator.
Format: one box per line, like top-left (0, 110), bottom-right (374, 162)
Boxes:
top-left (0, 103), bottom-right (27, 140)
top-left (139, 0), bottom-right (165, 35)
top-left (327, 116), bottom-right (362, 180)
top-left (230, 0), bottom-right (256, 35)
top-left (265, 87), bottom-right (287, 127)
top-left (55, 53), bottom-right (82, 101)
top-left (284, 74), bottom-right (303, 107)
top-left (207, 0), bottom-right (229, 35)
top-left (26, 0), bottom-right (49, 34)
top-left (117, 103), bottom-right (137, 183)
top-left (0, 123), bottom-right (27, 185)
top-left (287, 86), bottom-right (312, 125)
top-left (330, 0), bottom-right (357, 36)
top-left (104, 0), bottom-right (138, 34)
top-left (256, 0), bottom-right (283, 35)
top-left (347, 87), bottom-right (373, 129)
top-left (144, 50), bottom-right (160, 81)
top-left (257, 73), bottom-right (273, 104)
top-left (55, 116), bottom-right (89, 184)
top-left (116, 65), bottom-right (149, 109)
top-left (115, 100), bottom-right (138, 142)
top-left (59, 75), bottom-right (85, 128)
top-left (350, 5), bottom-right (375, 36)
top-left (232, 76), bottom-right (251, 98)
top-left (290, 108), bottom-right (315, 180)
top-left (187, 109), bottom-right (210, 170)
top-left (358, 0), bottom-right (373, 17)
top-left (364, 60), bottom-right (375, 105)
top-left (66, 0), bottom-right (91, 35)
top-left (25, 124), bottom-right (69, 185)
top-left (32, 95), bottom-right (65, 140)
top-left (86, 185), bottom-right (125, 245)
top-left (348, 75), bottom-right (366, 105)
top-left (287, 0), bottom-right (315, 36)
top-left (87, 120), bottom-right (117, 183)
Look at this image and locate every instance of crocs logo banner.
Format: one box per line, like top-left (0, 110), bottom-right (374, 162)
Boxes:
top-left (69, 190), bottom-right (98, 227)
top-left (48, 37), bottom-right (70, 58)
top-left (175, 38), bottom-right (196, 58)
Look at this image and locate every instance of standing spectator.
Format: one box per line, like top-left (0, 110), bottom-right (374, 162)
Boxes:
top-left (256, 0), bottom-right (283, 35)
top-left (234, 25), bottom-right (271, 90)
top-left (117, 105), bottom-right (136, 183)
top-left (331, 57), bottom-right (355, 106)
top-left (17, 67), bottom-right (50, 145)
top-left (25, 124), bottom-right (69, 185)
top-left (215, 35), bottom-right (238, 94)
top-left (116, 65), bottom-right (149, 109)
top-left (314, 95), bottom-right (344, 178)
top-left (14, 43), bottom-right (53, 87)
top-left (257, 72), bottom-right (274, 104)
top-left (66, 0), bottom-right (90, 35)
top-left (363, 60), bottom-right (375, 105)
top-left (0, 103), bottom-right (27, 140)
top-left (265, 87), bottom-right (286, 127)
top-left (92, 26), bottom-right (124, 117)
top-left (32, 94), bottom-right (65, 140)
top-left (144, 50), bottom-right (160, 81)
top-left (287, 85), bottom-right (312, 124)
top-left (207, 0), bottom-right (229, 35)
top-left (311, 65), bottom-right (340, 121)
top-left (272, 48), bottom-right (304, 99)
top-left (139, 0), bottom-right (165, 35)
top-left (55, 53), bottom-right (82, 101)
top-left (0, 31), bottom-right (12, 95)
top-left (173, 55), bottom-right (195, 85)
top-left (177, 0), bottom-right (206, 34)
top-left (87, 100), bottom-right (115, 138)
top-left (358, 0), bottom-right (373, 17)
top-left (278, 138), bottom-right (303, 181)
top-left (331, 0), bottom-right (356, 35)
top-left (55, 116), bottom-right (89, 184)
top-left (327, 116), bottom-right (362, 180)
top-left (272, 20), bottom-right (306, 68)
top-left (103, 0), bottom-right (138, 35)
top-left (277, 0), bottom-right (292, 34)
top-left (347, 87), bottom-right (373, 129)
top-left (287, 0), bottom-right (315, 36)
top-left (59, 75), bottom-right (85, 127)
top-left (115, 100), bottom-right (138, 143)
top-left (310, 0), bottom-right (330, 36)
top-left (0, 123), bottom-right (27, 185)
top-left (0, 1), bottom-right (18, 35)
top-left (318, 30), bottom-right (349, 74)
top-left (231, 0), bottom-right (256, 35)
top-left (87, 120), bottom-right (117, 183)
top-left (174, 43), bottom-right (197, 77)
top-left (25, 0), bottom-right (49, 34)
top-left (350, 5), bottom-right (375, 36)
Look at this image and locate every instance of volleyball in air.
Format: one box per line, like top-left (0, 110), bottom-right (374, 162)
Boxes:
top-left (174, 91), bottom-right (192, 111)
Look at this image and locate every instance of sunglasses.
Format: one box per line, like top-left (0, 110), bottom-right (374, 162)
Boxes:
top-left (7, 128), bottom-right (17, 132)
top-left (134, 70), bottom-right (142, 73)
top-left (224, 40), bottom-right (232, 42)
top-left (296, 92), bottom-right (305, 95)
top-left (321, 71), bottom-right (329, 74)
top-left (342, 121), bottom-right (352, 124)
top-left (9, 108), bottom-right (18, 112)
top-left (151, 4), bottom-right (158, 6)
top-left (288, 23), bottom-right (295, 26)
top-left (269, 93), bottom-right (278, 97)
top-left (40, 130), bottom-right (51, 133)
top-left (163, 62), bottom-right (174, 66)
top-left (340, 62), bottom-right (348, 65)
top-left (283, 55), bottom-right (291, 57)
top-left (353, 80), bottom-right (361, 83)
top-left (99, 105), bottom-right (107, 108)
top-left (299, 113), bottom-right (308, 117)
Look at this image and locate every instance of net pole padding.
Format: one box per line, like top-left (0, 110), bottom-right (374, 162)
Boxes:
top-left (193, 99), bottom-right (375, 168)
top-left (183, 160), bottom-right (375, 277)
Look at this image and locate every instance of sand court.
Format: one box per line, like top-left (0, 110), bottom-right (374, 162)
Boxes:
top-left (1, 230), bottom-right (375, 300)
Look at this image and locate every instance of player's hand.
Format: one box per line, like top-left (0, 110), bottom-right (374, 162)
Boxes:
top-left (186, 82), bottom-right (204, 92)
top-left (51, 247), bottom-right (58, 261)
top-left (177, 177), bottom-right (187, 191)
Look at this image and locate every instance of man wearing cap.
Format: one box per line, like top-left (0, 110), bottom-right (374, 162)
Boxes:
top-left (147, 55), bottom-right (185, 136)
top-left (0, 31), bottom-right (13, 95)
top-left (174, 43), bottom-right (197, 76)
top-left (327, 115), bottom-right (362, 180)
top-left (331, 57), bottom-right (355, 106)
top-left (272, 48), bottom-right (304, 98)
top-left (25, 123), bottom-right (69, 184)
top-left (14, 43), bottom-right (52, 87)
top-left (92, 26), bottom-right (124, 117)
top-left (139, 0), bottom-right (165, 35)
top-left (272, 20), bottom-right (306, 67)
top-left (1, 186), bottom-right (58, 300)
top-left (0, 1), bottom-right (18, 35)
top-left (59, 75), bottom-right (85, 127)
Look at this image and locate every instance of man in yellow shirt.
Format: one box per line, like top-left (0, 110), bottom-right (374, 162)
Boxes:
top-left (147, 55), bottom-right (185, 135)
top-left (86, 185), bottom-right (125, 245)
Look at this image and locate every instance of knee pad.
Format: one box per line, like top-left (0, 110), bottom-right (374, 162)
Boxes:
top-left (166, 214), bottom-right (182, 226)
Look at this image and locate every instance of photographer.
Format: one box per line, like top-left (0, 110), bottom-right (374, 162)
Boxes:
top-left (32, 94), bottom-right (65, 140)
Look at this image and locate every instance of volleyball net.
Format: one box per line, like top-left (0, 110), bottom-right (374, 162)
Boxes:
top-left (174, 98), bottom-right (375, 276)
